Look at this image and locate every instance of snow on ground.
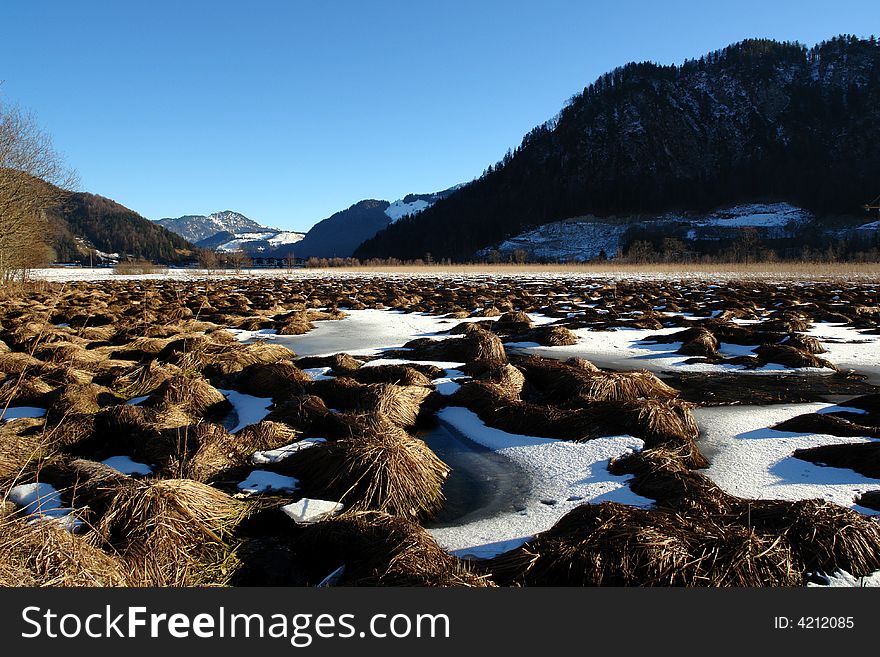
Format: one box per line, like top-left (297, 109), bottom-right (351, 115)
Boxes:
top-left (216, 232), bottom-right (277, 252)
top-left (427, 407), bottom-right (650, 559)
top-left (226, 328), bottom-right (278, 343)
top-left (808, 569), bottom-right (880, 587)
top-left (251, 439), bottom-right (326, 465)
top-left (101, 455), bottom-right (153, 476)
top-left (806, 322), bottom-right (880, 376)
top-left (270, 309), bottom-right (492, 358)
top-left (512, 324), bottom-right (833, 376)
top-left (689, 203), bottom-right (809, 229)
top-left (219, 389), bottom-right (273, 433)
top-left (0, 406), bottom-right (46, 421)
top-left (237, 470), bottom-right (299, 494)
top-left (696, 403), bottom-right (880, 514)
top-left (281, 499), bottom-right (343, 524)
top-left (432, 369), bottom-right (466, 396)
top-left (301, 367), bottom-right (335, 381)
top-left (489, 219), bottom-right (628, 263)
top-left (7, 482), bottom-right (82, 531)
top-left (484, 203), bottom-right (809, 262)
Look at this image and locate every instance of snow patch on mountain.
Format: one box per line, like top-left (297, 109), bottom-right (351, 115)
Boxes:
top-left (383, 185), bottom-right (465, 223)
top-left (491, 219), bottom-right (628, 262)
top-left (481, 203), bottom-right (811, 262)
top-left (385, 198), bottom-right (433, 221)
top-left (216, 231), bottom-right (305, 253)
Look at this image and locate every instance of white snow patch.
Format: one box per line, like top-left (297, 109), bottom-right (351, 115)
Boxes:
top-left (302, 367), bottom-right (335, 381)
top-left (428, 407), bottom-right (650, 559)
top-left (237, 470), bottom-right (299, 494)
top-left (281, 498), bottom-right (343, 524)
top-left (385, 199), bottom-right (432, 222)
top-left (101, 455), bottom-right (153, 476)
top-left (7, 482), bottom-right (81, 531)
top-left (807, 569), bottom-right (880, 587)
top-left (251, 439), bottom-right (326, 465)
top-left (219, 389), bottom-right (273, 433)
top-left (697, 403), bottom-right (880, 513)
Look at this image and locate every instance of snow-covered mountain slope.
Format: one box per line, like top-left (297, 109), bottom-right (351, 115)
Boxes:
top-left (481, 203), bottom-right (812, 262)
top-left (215, 231), bottom-right (305, 253)
top-left (489, 219), bottom-right (629, 262)
top-left (385, 198), bottom-right (433, 221)
top-left (156, 210), bottom-right (271, 243)
top-left (384, 185), bottom-right (464, 223)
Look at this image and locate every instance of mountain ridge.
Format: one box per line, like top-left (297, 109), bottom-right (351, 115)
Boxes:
top-left (354, 35), bottom-right (880, 261)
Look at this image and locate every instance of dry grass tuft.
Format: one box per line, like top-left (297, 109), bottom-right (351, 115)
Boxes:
top-left (0, 516), bottom-right (131, 587)
top-left (144, 374), bottom-right (231, 419)
top-left (277, 418), bottom-right (449, 520)
top-left (95, 478), bottom-right (249, 586)
top-left (487, 502), bottom-right (800, 587)
top-left (731, 498), bottom-right (880, 577)
top-left (233, 360), bottom-right (310, 399)
top-left (290, 511), bottom-right (492, 586)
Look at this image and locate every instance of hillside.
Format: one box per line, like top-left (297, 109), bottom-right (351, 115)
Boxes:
top-left (270, 186), bottom-right (463, 259)
top-left (355, 36), bottom-right (880, 261)
top-left (48, 191), bottom-right (196, 264)
top-left (277, 199), bottom-right (391, 259)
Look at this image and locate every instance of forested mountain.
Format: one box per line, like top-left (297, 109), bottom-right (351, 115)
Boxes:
top-left (266, 186), bottom-right (463, 259)
top-left (275, 199), bottom-right (392, 259)
top-left (48, 191), bottom-right (196, 264)
top-left (355, 36), bottom-right (880, 261)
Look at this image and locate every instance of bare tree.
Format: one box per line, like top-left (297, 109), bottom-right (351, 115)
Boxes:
top-left (0, 99), bottom-right (78, 282)
top-left (225, 249), bottom-right (249, 274)
top-left (197, 248), bottom-right (219, 273)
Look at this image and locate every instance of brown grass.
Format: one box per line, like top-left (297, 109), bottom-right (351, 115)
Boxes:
top-left (143, 374), bottom-right (231, 419)
top-left (95, 478), bottom-right (249, 586)
top-left (276, 417), bottom-right (450, 520)
top-left (0, 516), bottom-right (131, 587)
top-left (487, 502), bottom-right (800, 587)
top-left (289, 511), bottom-right (492, 586)
top-left (233, 360), bottom-right (310, 398)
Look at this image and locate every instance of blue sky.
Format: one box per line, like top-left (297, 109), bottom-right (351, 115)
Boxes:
top-left (1, 1), bottom-right (878, 231)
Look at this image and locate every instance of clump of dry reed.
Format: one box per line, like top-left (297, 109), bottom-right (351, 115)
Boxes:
top-left (730, 498), bottom-right (880, 577)
top-left (295, 353), bottom-right (363, 373)
top-left (774, 413), bottom-right (880, 438)
top-left (0, 418), bottom-right (54, 482)
top-left (108, 360), bottom-right (179, 398)
top-left (143, 374), bottom-right (231, 419)
top-left (182, 422), bottom-right (301, 483)
top-left (395, 328), bottom-right (507, 364)
top-left (347, 364), bottom-right (434, 387)
top-left (754, 345), bottom-right (836, 370)
top-left (487, 502), bottom-right (800, 587)
top-left (95, 478), bottom-right (250, 586)
top-left (308, 379), bottom-right (433, 428)
top-left (289, 511), bottom-right (492, 586)
top-left (276, 418), bottom-right (449, 521)
top-left (0, 515), bottom-right (131, 587)
top-left (516, 356), bottom-right (678, 404)
top-left (232, 360), bottom-right (310, 399)
top-left (793, 442), bottom-right (880, 479)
